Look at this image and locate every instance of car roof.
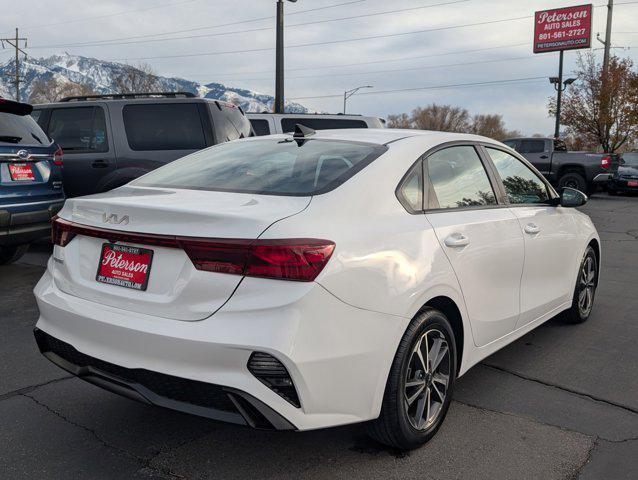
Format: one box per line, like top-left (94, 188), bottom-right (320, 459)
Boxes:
top-left (268, 128), bottom-right (504, 147)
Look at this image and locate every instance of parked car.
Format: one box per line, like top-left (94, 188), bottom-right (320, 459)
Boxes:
top-left (503, 137), bottom-right (619, 194)
top-left (609, 152), bottom-right (638, 195)
top-left (247, 113), bottom-right (385, 136)
top-left (0, 98), bottom-right (65, 265)
top-left (33, 92), bottom-right (252, 197)
top-left (34, 127), bottom-right (600, 450)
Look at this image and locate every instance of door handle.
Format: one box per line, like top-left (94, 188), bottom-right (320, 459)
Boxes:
top-left (444, 233), bottom-right (470, 248)
top-left (91, 160), bottom-right (109, 168)
top-left (540, 154), bottom-right (549, 159)
top-left (524, 223), bottom-right (541, 235)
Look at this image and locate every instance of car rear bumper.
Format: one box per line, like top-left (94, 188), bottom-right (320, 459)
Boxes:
top-left (609, 178), bottom-right (638, 191)
top-left (34, 267), bottom-right (404, 431)
top-left (0, 201), bottom-right (64, 246)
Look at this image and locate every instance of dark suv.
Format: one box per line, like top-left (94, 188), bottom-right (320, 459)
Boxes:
top-left (33, 92), bottom-right (252, 197)
top-left (1, 98), bottom-right (65, 264)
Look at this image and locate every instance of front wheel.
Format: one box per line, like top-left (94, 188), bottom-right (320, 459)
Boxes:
top-left (366, 308), bottom-right (457, 450)
top-left (562, 246), bottom-right (598, 323)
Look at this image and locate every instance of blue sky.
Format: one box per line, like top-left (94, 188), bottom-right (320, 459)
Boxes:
top-left (1, 0), bottom-right (637, 134)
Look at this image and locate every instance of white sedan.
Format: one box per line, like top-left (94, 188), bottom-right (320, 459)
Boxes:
top-left (34, 127), bottom-right (600, 449)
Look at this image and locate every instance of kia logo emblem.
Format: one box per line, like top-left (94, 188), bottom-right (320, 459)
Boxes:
top-left (102, 213), bottom-right (130, 225)
top-left (16, 149), bottom-right (29, 160)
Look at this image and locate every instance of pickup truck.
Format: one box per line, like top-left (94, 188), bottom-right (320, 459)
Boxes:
top-left (502, 137), bottom-right (619, 194)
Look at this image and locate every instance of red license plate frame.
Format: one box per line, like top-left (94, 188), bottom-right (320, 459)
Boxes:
top-left (96, 243), bottom-right (154, 291)
top-left (8, 163), bottom-right (35, 181)
top-left (628, 180), bottom-right (638, 187)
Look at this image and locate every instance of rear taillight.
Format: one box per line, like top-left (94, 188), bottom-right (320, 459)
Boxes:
top-left (601, 155), bottom-right (611, 169)
top-left (50, 217), bottom-right (334, 282)
top-left (53, 146), bottom-right (63, 166)
top-left (181, 238), bottom-right (335, 281)
top-left (51, 216), bottom-right (76, 247)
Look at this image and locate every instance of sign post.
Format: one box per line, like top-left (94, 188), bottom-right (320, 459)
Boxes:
top-left (533, 4), bottom-right (593, 138)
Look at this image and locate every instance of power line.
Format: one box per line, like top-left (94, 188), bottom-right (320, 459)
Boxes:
top-left (288, 76), bottom-right (548, 100)
top-left (184, 42), bottom-right (530, 77)
top-left (109, 14), bottom-right (534, 61)
top-left (28, 0), bottom-right (469, 49)
top-left (4, 0), bottom-right (197, 34)
top-left (26, 0), bottom-right (371, 49)
top-left (212, 55), bottom-right (543, 83)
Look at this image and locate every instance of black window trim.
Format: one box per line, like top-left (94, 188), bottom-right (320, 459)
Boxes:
top-left (477, 143), bottom-right (559, 207)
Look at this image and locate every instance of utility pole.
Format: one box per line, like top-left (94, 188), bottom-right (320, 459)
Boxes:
top-left (602, 0), bottom-right (614, 76)
top-left (274, 1), bottom-right (297, 113)
top-left (1, 28), bottom-right (28, 102)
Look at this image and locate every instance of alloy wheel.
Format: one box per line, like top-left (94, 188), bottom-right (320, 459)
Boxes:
top-left (578, 255), bottom-right (596, 316)
top-left (404, 329), bottom-right (451, 430)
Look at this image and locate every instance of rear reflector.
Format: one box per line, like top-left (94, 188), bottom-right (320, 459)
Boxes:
top-left (51, 217), bottom-right (334, 282)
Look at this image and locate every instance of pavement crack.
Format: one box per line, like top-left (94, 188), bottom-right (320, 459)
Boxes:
top-left (482, 363), bottom-right (638, 415)
top-left (0, 375), bottom-right (73, 402)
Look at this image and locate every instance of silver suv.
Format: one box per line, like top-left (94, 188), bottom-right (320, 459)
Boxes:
top-left (247, 113), bottom-right (385, 136)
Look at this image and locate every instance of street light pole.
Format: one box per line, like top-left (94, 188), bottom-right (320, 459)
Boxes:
top-left (274, 0), bottom-right (297, 114)
top-left (550, 69), bottom-right (576, 139)
top-left (343, 85), bottom-right (373, 114)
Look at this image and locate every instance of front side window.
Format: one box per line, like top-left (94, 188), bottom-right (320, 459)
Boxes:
top-left (133, 138), bottom-right (387, 196)
top-left (48, 107), bottom-right (108, 153)
top-left (426, 146), bottom-right (497, 209)
top-left (123, 104), bottom-right (206, 151)
top-left (486, 148), bottom-right (550, 204)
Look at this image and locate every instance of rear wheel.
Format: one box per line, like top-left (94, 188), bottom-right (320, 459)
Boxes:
top-left (0, 244), bottom-right (29, 265)
top-left (558, 171), bottom-right (587, 192)
top-left (367, 308), bottom-right (456, 450)
top-left (562, 246), bottom-right (598, 323)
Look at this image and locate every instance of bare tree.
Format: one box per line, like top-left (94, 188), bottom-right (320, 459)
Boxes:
top-left (28, 77), bottom-right (96, 103)
top-left (552, 52), bottom-right (638, 152)
top-left (113, 62), bottom-right (161, 93)
top-left (410, 104), bottom-right (471, 132)
top-left (470, 114), bottom-right (520, 140)
top-left (386, 113), bottom-right (412, 129)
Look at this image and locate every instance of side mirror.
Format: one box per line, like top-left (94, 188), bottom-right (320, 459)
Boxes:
top-left (559, 187), bottom-right (588, 208)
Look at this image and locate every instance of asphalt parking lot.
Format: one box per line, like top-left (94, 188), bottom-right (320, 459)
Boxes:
top-left (1, 193), bottom-right (637, 480)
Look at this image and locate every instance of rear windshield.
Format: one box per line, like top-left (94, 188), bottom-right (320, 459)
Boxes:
top-left (0, 113), bottom-right (49, 146)
top-left (133, 138), bottom-right (387, 196)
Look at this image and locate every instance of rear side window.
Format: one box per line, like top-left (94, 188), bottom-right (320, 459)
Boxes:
top-left (250, 119), bottom-right (271, 136)
top-left (133, 138), bottom-right (387, 196)
top-left (0, 112), bottom-right (48, 146)
top-left (486, 148), bottom-right (550, 204)
top-left (397, 163), bottom-right (423, 212)
top-left (426, 146), bottom-right (497, 209)
top-left (123, 104), bottom-right (206, 151)
top-left (281, 118), bottom-right (367, 133)
top-left (48, 107), bottom-right (108, 153)
top-left (519, 139), bottom-right (546, 153)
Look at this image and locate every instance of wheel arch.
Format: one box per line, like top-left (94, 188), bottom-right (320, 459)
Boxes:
top-left (419, 296), bottom-right (465, 376)
top-left (588, 237), bottom-right (601, 284)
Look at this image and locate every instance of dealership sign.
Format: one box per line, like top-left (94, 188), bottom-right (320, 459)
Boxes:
top-left (533, 4), bottom-right (593, 53)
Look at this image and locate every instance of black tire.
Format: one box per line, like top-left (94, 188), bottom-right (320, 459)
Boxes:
top-left (558, 171), bottom-right (587, 192)
top-left (562, 246), bottom-right (598, 324)
top-left (0, 244), bottom-right (29, 265)
top-left (366, 308), bottom-right (457, 450)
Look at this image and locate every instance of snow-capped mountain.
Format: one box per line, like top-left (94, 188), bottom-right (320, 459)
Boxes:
top-left (0, 53), bottom-right (309, 113)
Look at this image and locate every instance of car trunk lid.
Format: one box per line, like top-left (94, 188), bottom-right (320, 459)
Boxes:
top-left (52, 186), bottom-right (310, 321)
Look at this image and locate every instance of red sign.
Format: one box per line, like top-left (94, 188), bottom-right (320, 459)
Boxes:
top-left (534, 4), bottom-right (593, 53)
top-left (96, 243), bottom-right (153, 291)
top-left (8, 163), bottom-right (35, 181)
